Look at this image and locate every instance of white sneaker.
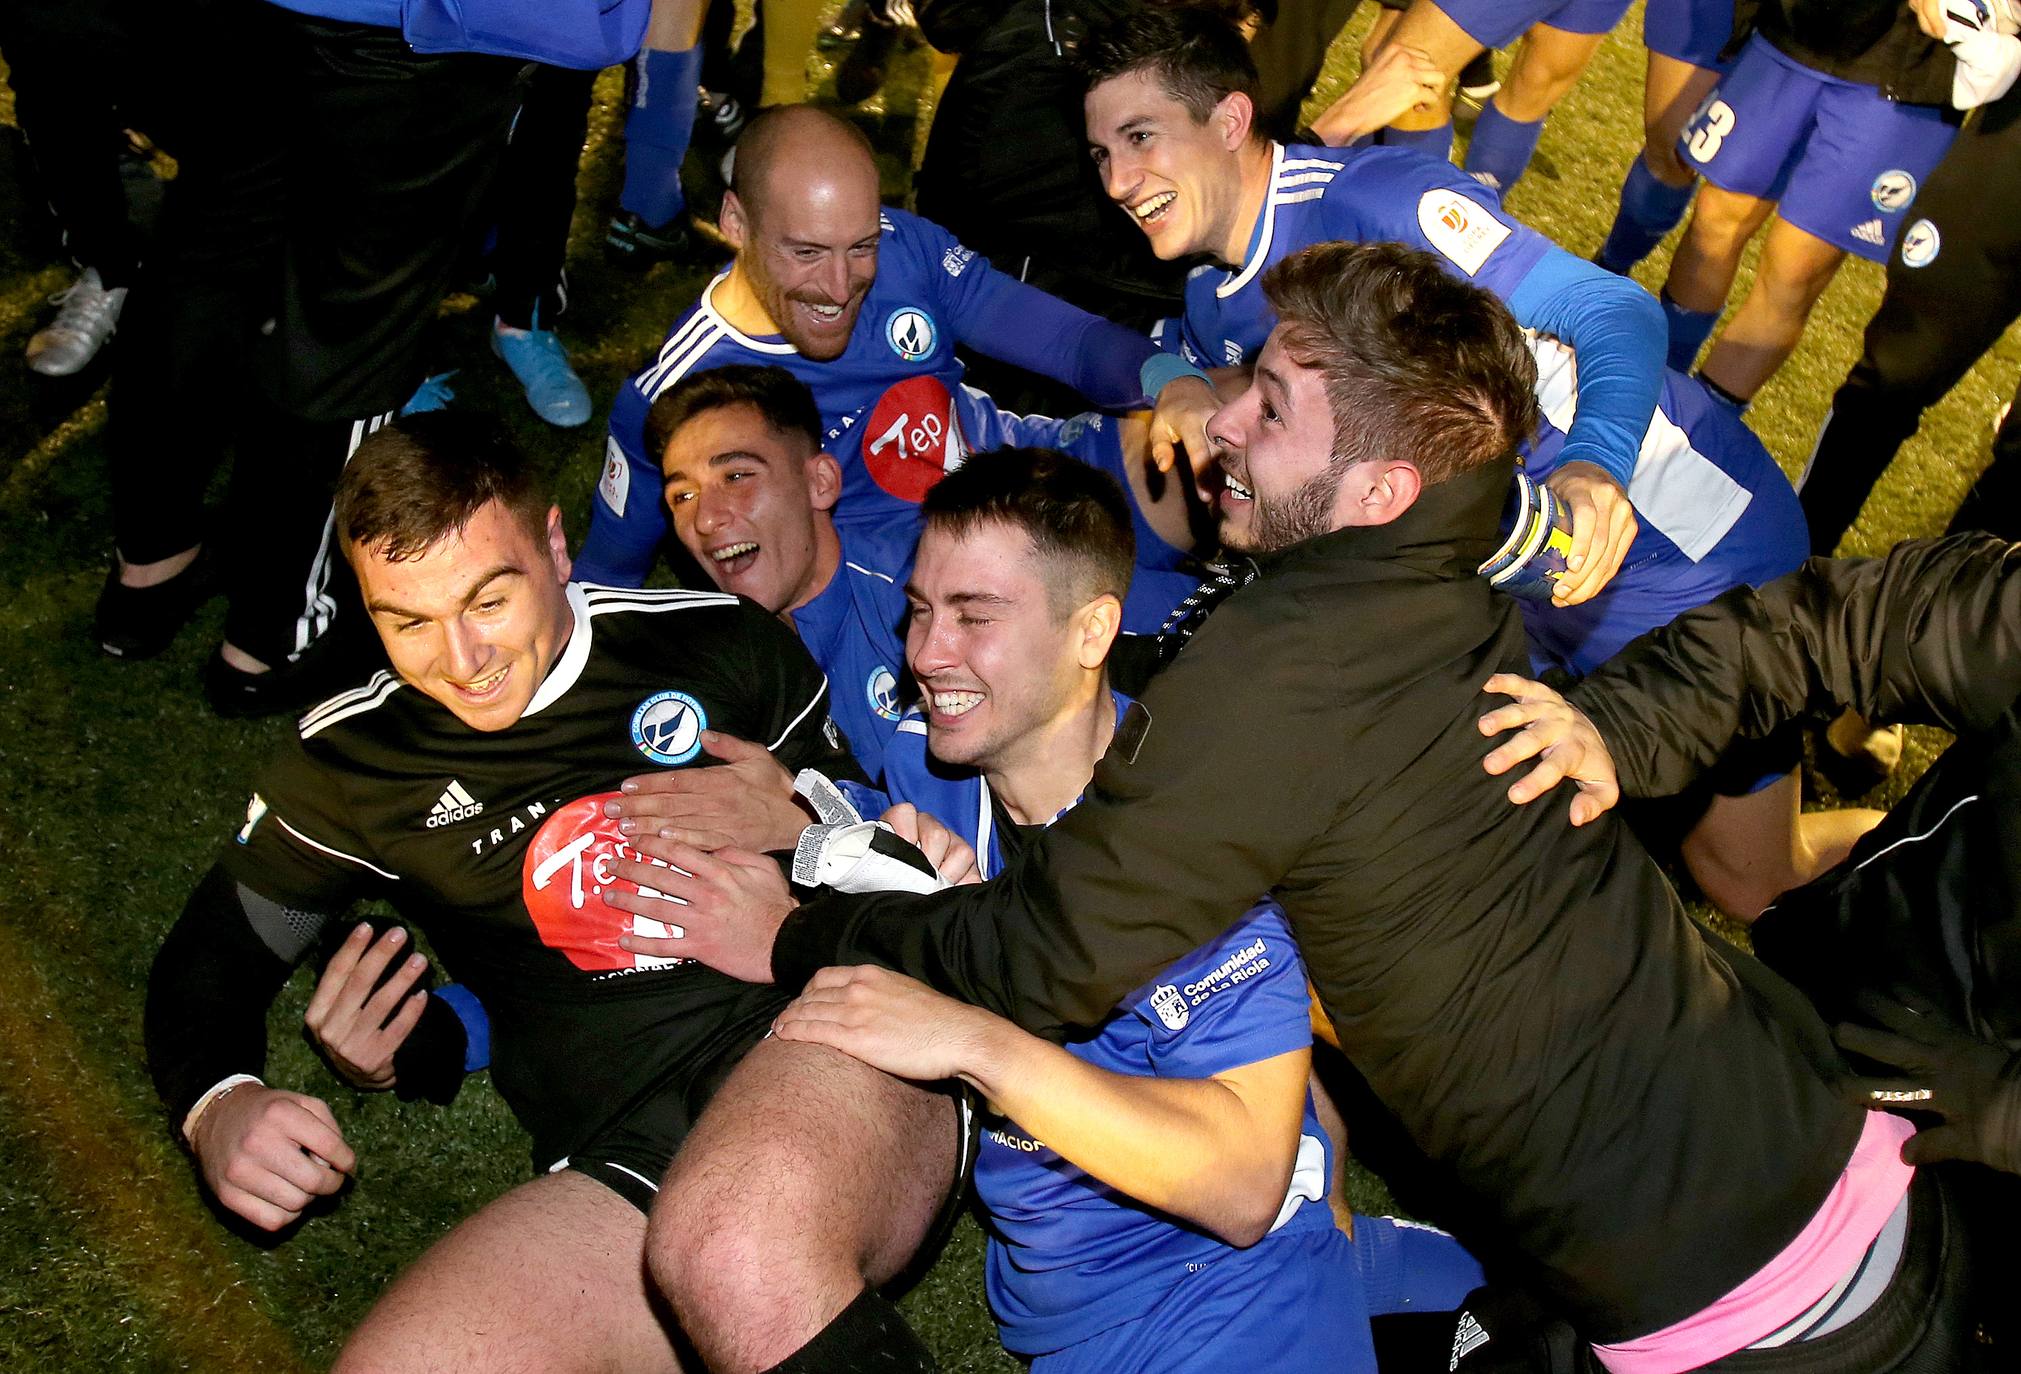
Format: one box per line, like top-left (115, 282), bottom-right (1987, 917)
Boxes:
top-left (26, 267), bottom-right (128, 377)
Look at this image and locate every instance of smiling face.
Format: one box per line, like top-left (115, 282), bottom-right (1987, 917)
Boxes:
top-left (721, 162), bottom-right (883, 360)
top-left (1085, 69), bottom-right (1250, 262)
top-left (1205, 328), bottom-right (1356, 553)
top-left (905, 519), bottom-right (1093, 773)
top-left (661, 401), bottom-right (841, 615)
top-left (352, 499), bottom-right (574, 732)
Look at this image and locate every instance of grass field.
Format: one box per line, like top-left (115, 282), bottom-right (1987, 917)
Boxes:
top-left (0, 4), bottom-right (2014, 1368)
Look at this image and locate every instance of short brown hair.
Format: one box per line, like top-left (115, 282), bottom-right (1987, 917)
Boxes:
top-left (921, 447), bottom-right (1135, 618)
top-left (644, 365), bottom-right (822, 469)
top-left (1079, 4), bottom-right (1261, 128)
top-left (334, 414), bottom-right (552, 562)
top-left (1260, 241), bottom-right (1538, 487)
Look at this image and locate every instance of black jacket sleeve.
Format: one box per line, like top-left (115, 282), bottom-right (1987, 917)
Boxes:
top-left (1569, 535), bottom-right (2021, 798)
top-left (144, 864), bottom-right (302, 1134)
top-left (774, 588), bottom-right (1339, 1039)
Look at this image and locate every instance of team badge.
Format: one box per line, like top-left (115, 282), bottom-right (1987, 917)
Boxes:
top-left (1870, 170), bottom-right (1916, 213)
top-left (1417, 189), bottom-right (1510, 277)
top-left (236, 793), bottom-right (270, 844)
top-left (522, 794), bottom-right (690, 972)
top-left (867, 666), bottom-right (902, 722)
top-left (863, 375), bottom-right (970, 502)
top-left (598, 435), bottom-right (630, 517)
top-left (1900, 219), bottom-right (1941, 269)
top-left (630, 690), bottom-right (707, 765)
top-left (1150, 984), bottom-right (1189, 1032)
top-left (885, 307), bottom-right (937, 362)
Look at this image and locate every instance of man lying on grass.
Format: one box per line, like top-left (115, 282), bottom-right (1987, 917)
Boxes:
top-left (142, 413), bottom-right (966, 1373)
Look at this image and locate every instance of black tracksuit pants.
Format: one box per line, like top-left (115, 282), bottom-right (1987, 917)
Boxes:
top-left (107, 1), bottom-right (523, 664)
top-left (1799, 87), bottom-right (2021, 555)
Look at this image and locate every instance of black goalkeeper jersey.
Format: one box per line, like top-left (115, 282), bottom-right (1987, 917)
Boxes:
top-left (209, 583), bottom-right (856, 1167)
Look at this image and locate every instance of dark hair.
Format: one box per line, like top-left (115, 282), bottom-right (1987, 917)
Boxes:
top-left (1260, 241), bottom-right (1539, 486)
top-left (644, 365), bottom-right (823, 467)
top-left (1079, 5), bottom-right (1260, 126)
top-left (335, 414), bottom-right (552, 561)
top-left (921, 447), bottom-right (1136, 617)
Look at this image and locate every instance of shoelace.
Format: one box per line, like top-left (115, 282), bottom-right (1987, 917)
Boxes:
top-left (44, 277), bottom-right (122, 339)
top-left (502, 329), bottom-right (577, 392)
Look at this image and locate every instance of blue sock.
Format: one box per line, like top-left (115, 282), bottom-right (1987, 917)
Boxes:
top-left (620, 45), bottom-right (703, 228)
top-left (1595, 159), bottom-right (1697, 274)
top-left (1461, 99), bottom-right (1543, 194)
top-left (1662, 289), bottom-right (1719, 372)
top-left (1353, 1216), bottom-right (1487, 1315)
top-left (1376, 121), bottom-right (1453, 163)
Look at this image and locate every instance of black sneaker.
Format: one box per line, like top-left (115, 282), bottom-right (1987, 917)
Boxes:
top-left (1459, 51), bottom-right (1501, 101)
top-left (605, 210), bottom-right (694, 267)
top-left (95, 549), bottom-right (218, 661)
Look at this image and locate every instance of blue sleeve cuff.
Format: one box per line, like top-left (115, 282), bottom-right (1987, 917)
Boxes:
top-left (1141, 351), bottom-right (1211, 400)
top-left (432, 984), bottom-right (491, 1074)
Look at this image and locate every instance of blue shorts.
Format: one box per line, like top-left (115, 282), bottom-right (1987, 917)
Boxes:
top-left (1523, 375), bottom-right (1807, 683)
top-left (991, 406), bottom-right (1198, 635)
top-left (1679, 36), bottom-right (1957, 262)
top-left (1435, 0), bottom-right (1632, 51)
top-left (1643, 0), bottom-right (1732, 70)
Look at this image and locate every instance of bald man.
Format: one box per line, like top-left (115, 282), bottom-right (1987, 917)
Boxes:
top-left (577, 106), bottom-right (1220, 626)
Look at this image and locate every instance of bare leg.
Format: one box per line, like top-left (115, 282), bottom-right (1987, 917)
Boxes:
top-left (1681, 771), bottom-right (1884, 922)
top-left (648, 1037), bottom-right (959, 1374)
top-left (1663, 182), bottom-right (1777, 316)
top-left (1697, 217), bottom-right (1847, 401)
top-left (1494, 25), bottom-right (1606, 123)
top-left (1372, 0), bottom-right (1482, 130)
top-left (1641, 52), bottom-right (1720, 187)
top-left (335, 1170), bottom-right (682, 1374)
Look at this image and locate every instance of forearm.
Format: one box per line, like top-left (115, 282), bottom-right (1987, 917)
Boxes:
top-left (963, 1021), bottom-right (1299, 1244)
top-left (1506, 248), bottom-right (1665, 487)
top-left (144, 865), bottom-right (299, 1131)
top-left (963, 270), bottom-right (1155, 408)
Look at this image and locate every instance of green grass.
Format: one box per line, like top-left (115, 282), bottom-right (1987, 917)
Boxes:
top-left (0, 4), bottom-right (2012, 1367)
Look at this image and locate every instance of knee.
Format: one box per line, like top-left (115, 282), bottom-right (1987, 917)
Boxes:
top-left (1640, 130), bottom-right (1692, 185)
top-left (1682, 192), bottom-right (1760, 251)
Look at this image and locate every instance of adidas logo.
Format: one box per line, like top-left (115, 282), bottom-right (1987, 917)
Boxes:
top-left (1450, 1311), bottom-right (1489, 1370)
top-left (1852, 218), bottom-right (1887, 246)
top-left (427, 779), bottom-right (484, 828)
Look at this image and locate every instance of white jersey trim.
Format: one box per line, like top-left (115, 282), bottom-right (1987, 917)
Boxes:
top-left (844, 560), bottom-right (898, 586)
top-left (299, 671), bottom-right (405, 740)
top-left (639, 272), bottom-right (797, 401)
top-left (526, 584), bottom-right (740, 718)
top-left (1218, 142), bottom-right (1291, 300)
top-left (1529, 335), bottom-right (1751, 563)
top-left (768, 678), bottom-right (832, 752)
top-left (274, 814), bottom-right (399, 882)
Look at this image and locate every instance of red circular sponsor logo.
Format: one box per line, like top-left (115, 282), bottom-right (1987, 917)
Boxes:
top-left (861, 375), bottom-right (968, 503)
top-left (520, 794), bottom-right (689, 972)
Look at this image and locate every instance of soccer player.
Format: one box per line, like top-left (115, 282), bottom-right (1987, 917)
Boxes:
top-left (576, 104), bottom-right (1218, 618)
top-left (1656, 3), bottom-right (1957, 401)
top-left (143, 415), bottom-right (963, 1373)
top-left (622, 243), bottom-right (1971, 1369)
top-left (773, 446), bottom-right (1486, 1371)
top-left (1085, 5), bottom-right (1659, 607)
top-left (1591, 0), bottom-right (1737, 274)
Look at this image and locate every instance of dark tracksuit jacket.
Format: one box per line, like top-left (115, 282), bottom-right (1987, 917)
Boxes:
top-left (776, 458), bottom-right (1863, 1343)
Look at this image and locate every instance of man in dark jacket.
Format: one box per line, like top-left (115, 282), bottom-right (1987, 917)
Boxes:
top-left (610, 242), bottom-right (1974, 1367)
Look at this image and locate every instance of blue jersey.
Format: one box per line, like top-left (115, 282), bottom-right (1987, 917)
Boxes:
top-left (579, 208), bottom-right (1162, 587)
top-left (789, 521), bottom-right (916, 783)
top-left (1170, 142), bottom-right (1665, 489)
top-left (1519, 336), bottom-right (1807, 678)
top-left (872, 692), bottom-right (1334, 1358)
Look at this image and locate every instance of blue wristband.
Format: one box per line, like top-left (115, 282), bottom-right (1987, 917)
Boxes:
top-left (1140, 351), bottom-right (1211, 401)
top-left (432, 983), bottom-right (491, 1073)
